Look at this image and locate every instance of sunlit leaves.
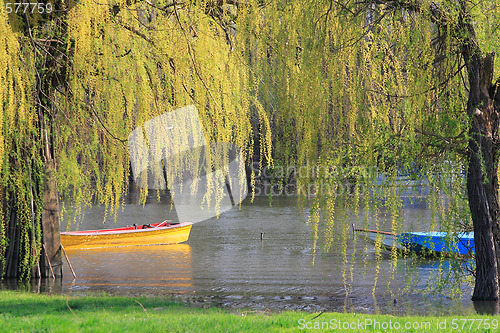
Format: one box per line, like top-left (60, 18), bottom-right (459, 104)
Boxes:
top-left (235, 0), bottom-right (494, 297)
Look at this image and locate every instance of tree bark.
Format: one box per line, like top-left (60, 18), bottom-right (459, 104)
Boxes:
top-left (466, 53), bottom-right (500, 301)
top-left (494, 78), bottom-right (500, 296)
top-left (39, 160), bottom-right (62, 278)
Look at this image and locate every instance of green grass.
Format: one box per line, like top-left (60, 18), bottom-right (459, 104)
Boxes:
top-left (0, 290), bottom-right (499, 332)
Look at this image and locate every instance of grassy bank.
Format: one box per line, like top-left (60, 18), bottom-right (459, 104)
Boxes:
top-left (0, 290), bottom-right (498, 332)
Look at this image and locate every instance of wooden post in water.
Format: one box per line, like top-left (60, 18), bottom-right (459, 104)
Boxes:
top-left (61, 244), bottom-right (76, 279)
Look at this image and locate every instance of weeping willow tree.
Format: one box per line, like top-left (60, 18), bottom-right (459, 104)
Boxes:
top-left (238, 0), bottom-right (500, 301)
top-left (1, 0), bottom-right (500, 304)
top-left (0, 0), bottom-right (266, 279)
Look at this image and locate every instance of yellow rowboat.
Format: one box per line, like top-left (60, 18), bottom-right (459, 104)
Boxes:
top-left (61, 221), bottom-right (192, 250)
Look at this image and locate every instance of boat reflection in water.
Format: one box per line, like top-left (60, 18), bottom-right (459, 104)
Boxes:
top-left (63, 244), bottom-right (193, 295)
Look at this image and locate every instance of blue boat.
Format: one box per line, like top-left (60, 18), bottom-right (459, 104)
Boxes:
top-left (354, 226), bottom-right (475, 256)
top-left (398, 232), bottom-right (474, 256)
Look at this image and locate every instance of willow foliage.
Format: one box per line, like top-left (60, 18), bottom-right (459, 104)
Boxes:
top-left (0, 1), bottom-right (266, 278)
top-left (244, 3), bottom-right (463, 213)
top-left (0, 9), bottom-right (43, 279)
top-left (1, 0), bottom-right (499, 294)
top-left (237, 0), bottom-right (500, 296)
top-left (59, 0), bottom-right (262, 224)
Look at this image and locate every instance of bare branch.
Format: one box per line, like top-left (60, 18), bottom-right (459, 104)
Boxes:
top-left (118, 21), bottom-right (155, 45)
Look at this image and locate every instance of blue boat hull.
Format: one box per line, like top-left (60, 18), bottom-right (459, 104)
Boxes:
top-left (398, 232), bottom-right (474, 256)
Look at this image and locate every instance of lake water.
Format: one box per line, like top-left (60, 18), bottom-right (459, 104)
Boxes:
top-left (30, 194), bottom-right (488, 316)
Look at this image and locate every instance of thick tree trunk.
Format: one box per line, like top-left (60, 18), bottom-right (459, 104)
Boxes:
top-left (466, 53), bottom-right (500, 301)
top-left (493, 78), bottom-right (500, 295)
top-left (39, 160), bottom-right (62, 278)
top-left (4, 204), bottom-right (21, 277)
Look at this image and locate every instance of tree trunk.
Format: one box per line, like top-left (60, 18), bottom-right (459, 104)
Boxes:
top-left (4, 203), bottom-right (21, 277)
top-left (29, 8), bottom-right (69, 279)
top-left (466, 53), bottom-right (500, 301)
top-left (39, 160), bottom-right (62, 278)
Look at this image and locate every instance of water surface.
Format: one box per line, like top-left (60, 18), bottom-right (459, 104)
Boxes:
top-left (52, 196), bottom-right (480, 315)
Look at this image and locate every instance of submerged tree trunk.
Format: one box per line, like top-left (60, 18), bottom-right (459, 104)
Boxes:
top-left (466, 53), bottom-right (500, 301)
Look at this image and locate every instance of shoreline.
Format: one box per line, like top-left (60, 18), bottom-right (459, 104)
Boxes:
top-left (1, 290), bottom-right (498, 332)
